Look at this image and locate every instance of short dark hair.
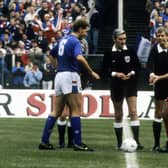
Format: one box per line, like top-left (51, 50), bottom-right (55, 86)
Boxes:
top-left (32, 39), bottom-right (38, 43)
top-left (33, 61), bottom-right (39, 66)
top-left (72, 19), bottom-right (89, 32)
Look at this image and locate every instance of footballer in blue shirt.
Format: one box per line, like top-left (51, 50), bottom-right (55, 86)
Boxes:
top-left (39, 19), bottom-right (100, 151)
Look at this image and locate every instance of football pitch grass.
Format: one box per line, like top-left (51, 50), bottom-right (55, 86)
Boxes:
top-left (0, 118), bottom-right (168, 168)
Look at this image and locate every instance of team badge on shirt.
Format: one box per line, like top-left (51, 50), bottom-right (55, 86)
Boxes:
top-left (124, 56), bottom-right (131, 63)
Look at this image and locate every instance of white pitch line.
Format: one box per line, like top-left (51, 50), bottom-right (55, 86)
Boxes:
top-left (123, 119), bottom-right (139, 168)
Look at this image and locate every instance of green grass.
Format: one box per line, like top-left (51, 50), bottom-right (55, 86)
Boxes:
top-left (0, 118), bottom-right (168, 168)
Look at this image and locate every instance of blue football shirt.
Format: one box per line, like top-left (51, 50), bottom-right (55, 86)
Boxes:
top-left (50, 35), bottom-right (83, 73)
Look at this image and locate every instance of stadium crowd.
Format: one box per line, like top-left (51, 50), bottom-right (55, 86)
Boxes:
top-left (146, 0), bottom-right (168, 42)
top-left (0, 0), bottom-right (101, 89)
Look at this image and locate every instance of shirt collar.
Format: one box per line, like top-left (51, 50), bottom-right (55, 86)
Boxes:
top-left (157, 44), bottom-right (168, 53)
top-left (112, 45), bottom-right (128, 52)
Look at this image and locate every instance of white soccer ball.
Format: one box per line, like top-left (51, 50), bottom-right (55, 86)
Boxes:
top-left (121, 138), bottom-right (137, 152)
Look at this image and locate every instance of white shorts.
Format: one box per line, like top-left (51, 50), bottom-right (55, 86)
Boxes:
top-left (54, 72), bottom-right (82, 96)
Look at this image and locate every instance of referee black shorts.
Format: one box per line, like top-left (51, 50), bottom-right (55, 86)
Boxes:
top-left (110, 79), bottom-right (138, 102)
top-left (154, 81), bottom-right (168, 100)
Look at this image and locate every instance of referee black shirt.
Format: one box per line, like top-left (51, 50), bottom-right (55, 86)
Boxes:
top-left (102, 45), bottom-right (141, 79)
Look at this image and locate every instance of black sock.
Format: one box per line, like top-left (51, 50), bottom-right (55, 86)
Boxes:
top-left (153, 121), bottom-right (162, 147)
top-left (114, 127), bottom-right (123, 148)
top-left (57, 125), bottom-right (66, 147)
top-left (131, 126), bottom-right (139, 144)
top-left (67, 126), bottom-right (73, 147)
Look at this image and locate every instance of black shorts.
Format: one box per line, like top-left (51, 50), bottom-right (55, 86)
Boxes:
top-left (154, 80), bottom-right (168, 100)
top-left (110, 78), bottom-right (137, 102)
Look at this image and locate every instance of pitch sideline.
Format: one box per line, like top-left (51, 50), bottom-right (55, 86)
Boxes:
top-left (123, 119), bottom-right (139, 168)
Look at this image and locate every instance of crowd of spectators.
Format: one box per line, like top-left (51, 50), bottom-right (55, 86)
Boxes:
top-left (146, 0), bottom-right (168, 43)
top-left (0, 0), bottom-right (101, 89)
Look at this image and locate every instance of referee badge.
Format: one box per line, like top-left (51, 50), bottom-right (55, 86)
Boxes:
top-left (124, 56), bottom-right (130, 63)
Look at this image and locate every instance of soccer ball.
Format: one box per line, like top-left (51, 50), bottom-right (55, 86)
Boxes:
top-left (121, 138), bottom-right (137, 152)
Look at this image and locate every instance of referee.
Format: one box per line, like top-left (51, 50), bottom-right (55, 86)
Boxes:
top-left (103, 28), bottom-right (143, 150)
top-left (147, 26), bottom-right (168, 152)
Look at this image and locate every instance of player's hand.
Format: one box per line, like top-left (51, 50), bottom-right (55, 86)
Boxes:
top-left (152, 75), bottom-right (159, 84)
top-left (91, 71), bottom-right (100, 80)
top-left (149, 74), bottom-right (159, 85)
top-left (149, 76), bottom-right (154, 85)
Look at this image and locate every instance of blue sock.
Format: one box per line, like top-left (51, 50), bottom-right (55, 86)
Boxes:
top-left (71, 116), bottom-right (82, 145)
top-left (41, 116), bottom-right (57, 144)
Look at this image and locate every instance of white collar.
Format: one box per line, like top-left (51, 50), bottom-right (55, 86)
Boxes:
top-left (157, 44), bottom-right (168, 53)
top-left (112, 45), bottom-right (128, 52)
